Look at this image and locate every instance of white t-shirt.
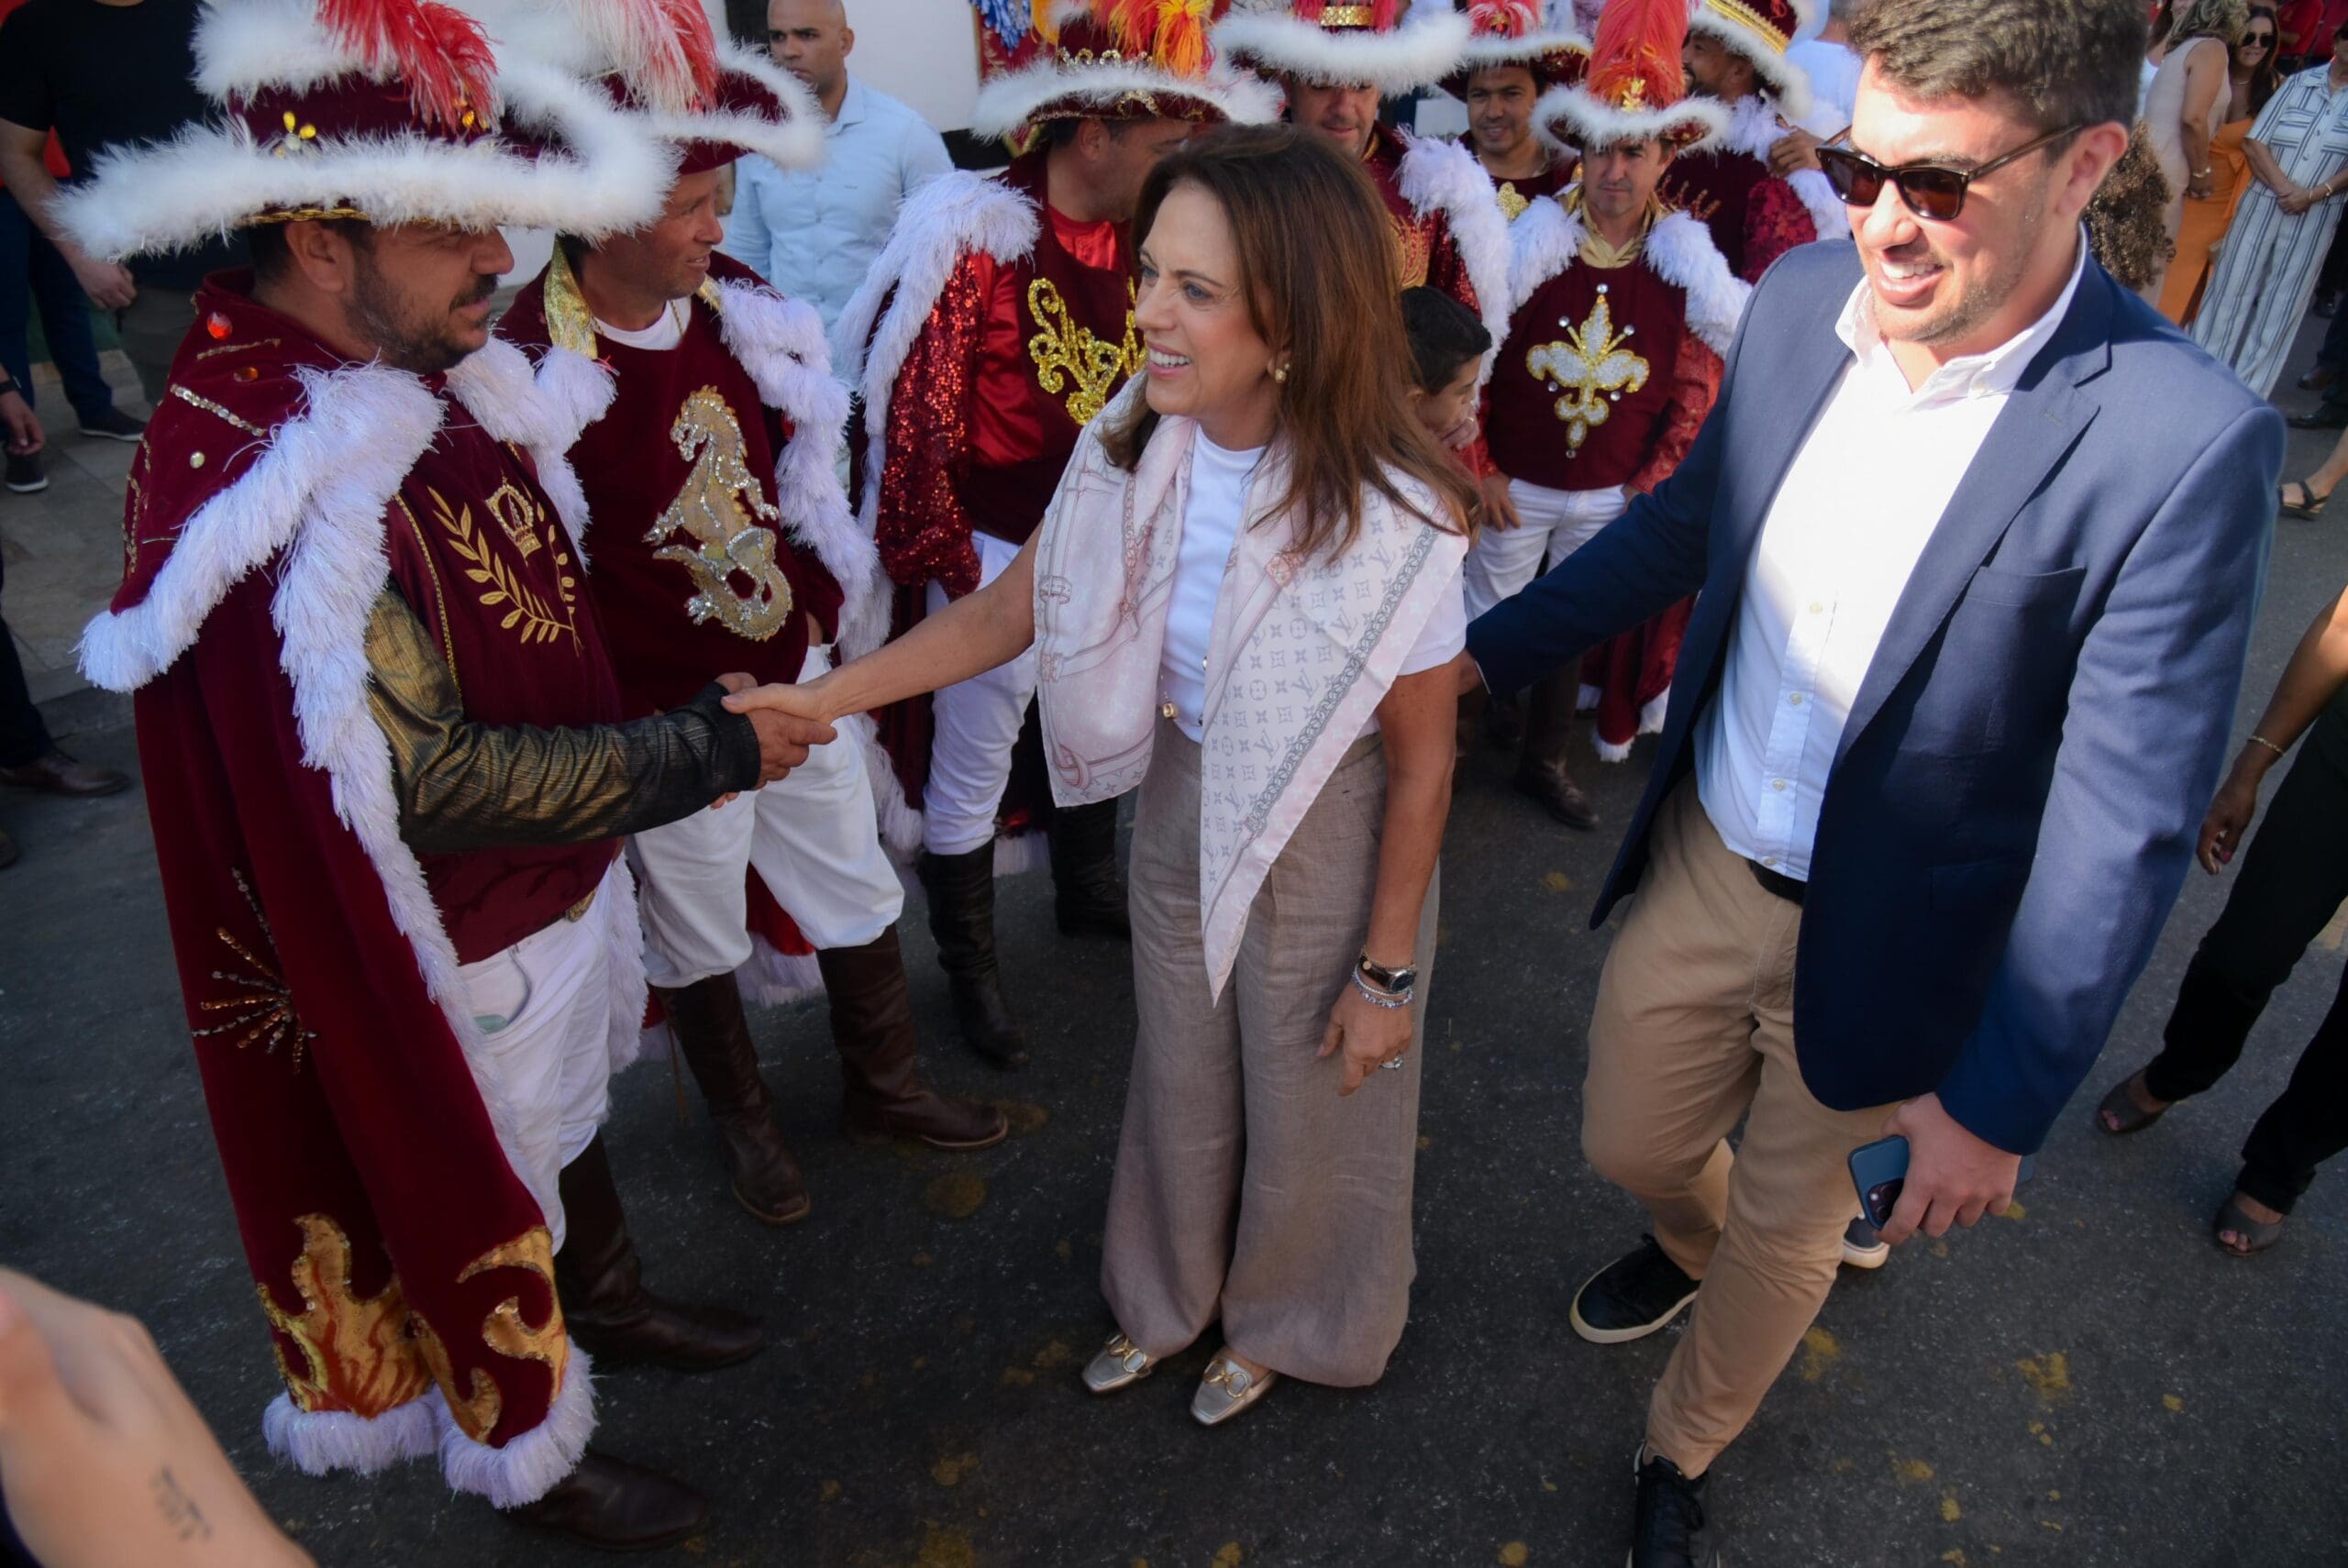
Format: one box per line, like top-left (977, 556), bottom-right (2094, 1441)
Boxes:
top-left (1159, 433), bottom-right (1467, 744)
top-left (593, 298), bottom-right (689, 350)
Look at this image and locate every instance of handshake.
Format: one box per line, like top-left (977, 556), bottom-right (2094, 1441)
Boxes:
top-left (714, 673), bottom-right (837, 787)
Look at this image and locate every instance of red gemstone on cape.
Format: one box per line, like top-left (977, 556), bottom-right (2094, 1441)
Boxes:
top-left (206, 312), bottom-right (232, 339)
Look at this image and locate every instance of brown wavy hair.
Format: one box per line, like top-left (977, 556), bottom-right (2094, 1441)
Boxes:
top-left (1100, 122), bottom-right (1473, 560)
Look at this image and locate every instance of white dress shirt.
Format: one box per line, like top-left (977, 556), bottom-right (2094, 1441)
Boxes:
top-left (1161, 434), bottom-right (1466, 744)
top-left (1694, 239), bottom-right (2088, 881)
top-left (718, 74), bottom-right (952, 335)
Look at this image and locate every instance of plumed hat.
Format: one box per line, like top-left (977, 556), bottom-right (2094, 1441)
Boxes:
top-left (1213, 0), bottom-right (1475, 96)
top-left (52, 0), bottom-right (674, 261)
top-left (1439, 1), bottom-right (1592, 101)
top-left (1537, 0), bottom-right (1728, 153)
top-left (971, 0), bottom-right (1283, 143)
top-left (1686, 0), bottom-right (1814, 119)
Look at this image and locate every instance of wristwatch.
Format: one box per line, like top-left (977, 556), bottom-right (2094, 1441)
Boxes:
top-left (1357, 951), bottom-right (1418, 995)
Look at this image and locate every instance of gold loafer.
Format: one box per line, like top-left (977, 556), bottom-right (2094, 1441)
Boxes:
top-left (1191, 1351), bottom-right (1278, 1426)
top-left (1081, 1333), bottom-right (1156, 1394)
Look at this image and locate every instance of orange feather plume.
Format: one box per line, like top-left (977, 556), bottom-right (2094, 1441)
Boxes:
top-left (1584, 0), bottom-right (1688, 111)
top-left (319, 0), bottom-right (499, 130)
top-left (1109, 0), bottom-right (1224, 76)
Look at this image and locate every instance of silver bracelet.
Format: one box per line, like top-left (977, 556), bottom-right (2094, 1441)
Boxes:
top-left (1350, 969), bottom-right (1412, 1010)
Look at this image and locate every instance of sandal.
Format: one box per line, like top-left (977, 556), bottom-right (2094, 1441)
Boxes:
top-left (2093, 1071), bottom-right (2171, 1135)
top-left (2279, 480), bottom-right (2332, 520)
top-left (2214, 1193), bottom-right (2286, 1257)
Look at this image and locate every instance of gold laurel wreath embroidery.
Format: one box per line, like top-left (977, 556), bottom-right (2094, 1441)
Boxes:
top-left (426, 486), bottom-right (578, 650)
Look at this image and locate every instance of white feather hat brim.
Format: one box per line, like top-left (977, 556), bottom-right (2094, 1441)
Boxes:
top-left (1534, 79), bottom-right (1730, 155)
top-left (52, 54), bottom-right (677, 262)
top-left (1213, 8), bottom-right (1474, 94)
top-left (969, 58), bottom-right (1285, 140)
top-left (1441, 28), bottom-right (1592, 96)
top-left (1685, 5), bottom-right (1812, 121)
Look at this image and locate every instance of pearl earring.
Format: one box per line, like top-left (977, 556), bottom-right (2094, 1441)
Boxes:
top-left (1272, 362), bottom-right (1289, 383)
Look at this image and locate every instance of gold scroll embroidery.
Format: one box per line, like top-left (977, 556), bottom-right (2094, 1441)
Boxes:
top-left (192, 867), bottom-right (317, 1070)
top-left (1496, 182), bottom-right (1532, 222)
top-left (1026, 277), bottom-right (1141, 427)
top-left (1390, 211), bottom-right (1433, 289)
top-left (428, 485), bottom-right (581, 652)
top-left (1524, 287), bottom-right (1651, 450)
top-left (649, 387), bottom-right (793, 641)
top-left (412, 1226), bottom-right (568, 1443)
top-left (259, 1214), bottom-right (434, 1419)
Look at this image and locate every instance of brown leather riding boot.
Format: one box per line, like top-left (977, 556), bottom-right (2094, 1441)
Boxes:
top-left (915, 844), bottom-right (1030, 1068)
top-left (552, 1134), bottom-right (766, 1373)
top-left (508, 1450), bottom-right (709, 1551)
top-left (1513, 666), bottom-right (1598, 831)
top-left (1047, 798), bottom-right (1131, 939)
top-left (657, 974), bottom-right (810, 1224)
top-left (819, 925), bottom-right (1010, 1150)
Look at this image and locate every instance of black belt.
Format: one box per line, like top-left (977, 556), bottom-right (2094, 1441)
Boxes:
top-left (1747, 858), bottom-right (1807, 907)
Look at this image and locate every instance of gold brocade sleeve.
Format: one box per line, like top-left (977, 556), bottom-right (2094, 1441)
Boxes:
top-left (361, 589), bottom-right (762, 853)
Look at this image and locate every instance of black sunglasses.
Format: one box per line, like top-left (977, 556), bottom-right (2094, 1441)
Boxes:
top-left (2241, 31), bottom-right (2275, 47)
top-left (1815, 124), bottom-right (2084, 222)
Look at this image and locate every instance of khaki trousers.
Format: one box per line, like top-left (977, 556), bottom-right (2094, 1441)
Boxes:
top-left (1585, 781), bottom-right (1894, 1474)
top-left (1102, 722), bottom-right (1436, 1387)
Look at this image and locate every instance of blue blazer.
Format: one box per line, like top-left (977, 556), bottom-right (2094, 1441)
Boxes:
top-left (1467, 242), bottom-right (2285, 1154)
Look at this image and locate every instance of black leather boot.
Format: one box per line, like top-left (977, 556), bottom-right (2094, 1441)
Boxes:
top-left (1513, 666), bottom-right (1598, 831)
top-left (553, 1134), bottom-right (766, 1372)
top-left (508, 1450), bottom-right (709, 1551)
top-left (915, 844), bottom-right (1030, 1068)
top-left (656, 975), bottom-right (810, 1225)
top-left (1047, 798), bottom-right (1131, 939)
top-left (819, 925), bottom-right (1010, 1148)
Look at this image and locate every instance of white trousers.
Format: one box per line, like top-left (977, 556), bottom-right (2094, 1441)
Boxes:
top-left (1462, 480), bottom-right (1630, 621)
top-left (627, 645), bottom-right (904, 988)
top-left (923, 531), bottom-right (1041, 856)
top-left (456, 860), bottom-right (629, 1253)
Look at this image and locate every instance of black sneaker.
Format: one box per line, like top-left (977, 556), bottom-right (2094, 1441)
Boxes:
top-left (1571, 1233), bottom-right (1700, 1344)
top-left (76, 407), bottom-right (147, 441)
top-left (1839, 1215), bottom-right (1888, 1269)
top-left (1630, 1448), bottom-right (1721, 1567)
top-left (4, 449), bottom-right (44, 494)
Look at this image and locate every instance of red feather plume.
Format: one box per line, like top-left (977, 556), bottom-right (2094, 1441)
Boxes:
top-left (1467, 0), bottom-right (1541, 41)
top-left (570, 0), bottom-right (723, 113)
top-left (318, 0), bottom-right (499, 131)
top-left (1584, 0), bottom-right (1688, 111)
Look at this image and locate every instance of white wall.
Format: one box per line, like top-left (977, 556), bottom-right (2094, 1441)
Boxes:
top-left (840, 0), bottom-right (984, 132)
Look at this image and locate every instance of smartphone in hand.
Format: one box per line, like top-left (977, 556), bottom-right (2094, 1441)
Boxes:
top-left (1848, 1135), bottom-right (1910, 1229)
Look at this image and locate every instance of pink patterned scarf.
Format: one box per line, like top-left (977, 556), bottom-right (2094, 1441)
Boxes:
top-left (1033, 385), bottom-right (1468, 1000)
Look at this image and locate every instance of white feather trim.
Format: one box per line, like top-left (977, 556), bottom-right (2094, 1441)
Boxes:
top-left (1505, 191), bottom-right (1586, 314)
top-left (1785, 165), bottom-right (1851, 243)
top-left (598, 860), bottom-right (652, 1077)
top-left (1534, 80), bottom-right (1730, 160)
top-left (1449, 24), bottom-right (1591, 87)
top-left (432, 1351), bottom-right (596, 1508)
top-left (833, 171), bottom-right (1039, 548)
top-left (1711, 93), bottom-right (1847, 241)
top-left (445, 337), bottom-right (601, 548)
top-left (1642, 208), bottom-right (1753, 357)
top-left (969, 59), bottom-right (1283, 140)
top-left (639, 37), bottom-right (829, 171)
top-left (1214, 8), bottom-right (1474, 94)
top-left (1396, 134), bottom-right (1513, 382)
top-left (1685, 5), bottom-right (1812, 122)
top-left (1580, 688), bottom-right (1669, 762)
top-left (262, 1391), bottom-right (440, 1477)
top-left (736, 933), bottom-right (827, 1009)
top-left (194, 0), bottom-right (371, 100)
top-left (53, 55), bottom-right (676, 262)
top-left (708, 279), bottom-right (888, 661)
top-left (859, 713), bottom-right (926, 864)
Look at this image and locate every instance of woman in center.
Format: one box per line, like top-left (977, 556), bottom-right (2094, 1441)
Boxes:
top-left (728, 123), bottom-right (1471, 1423)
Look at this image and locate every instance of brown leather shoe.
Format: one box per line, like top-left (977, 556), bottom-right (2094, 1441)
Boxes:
top-left (820, 925), bottom-right (1010, 1151)
top-left (0, 748), bottom-right (127, 798)
top-left (657, 975), bottom-right (811, 1224)
top-left (1517, 668), bottom-right (1599, 831)
top-left (508, 1450), bottom-right (709, 1551)
top-left (553, 1135), bottom-right (767, 1372)
top-left (1516, 762), bottom-right (1600, 831)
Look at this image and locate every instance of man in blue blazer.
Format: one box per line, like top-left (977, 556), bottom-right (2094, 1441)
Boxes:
top-left (1458, 1), bottom-right (2286, 1561)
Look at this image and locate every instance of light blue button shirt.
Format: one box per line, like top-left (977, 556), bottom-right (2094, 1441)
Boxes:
top-left (719, 74), bottom-right (953, 336)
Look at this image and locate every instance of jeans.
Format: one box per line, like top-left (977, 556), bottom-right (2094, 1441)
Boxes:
top-left (2142, 699), bottom-right (2348, 1213)
top-left (0, 188), bottom-right (116, 423)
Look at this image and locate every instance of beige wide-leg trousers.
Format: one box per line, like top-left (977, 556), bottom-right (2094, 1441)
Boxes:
top-left (1102, 721), bottom-right (1437, 1387)
top-left (1585, 781), bottom-right (1898, 1474)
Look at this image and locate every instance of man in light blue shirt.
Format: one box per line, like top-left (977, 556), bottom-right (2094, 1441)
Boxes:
top-left (720, 0), bottom-right (953, 335)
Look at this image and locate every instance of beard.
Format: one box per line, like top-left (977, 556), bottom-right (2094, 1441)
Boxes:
top-left (349, 254), bottom-right (495, 375)
top-left (1877, 178), bottom-right (2047, 348)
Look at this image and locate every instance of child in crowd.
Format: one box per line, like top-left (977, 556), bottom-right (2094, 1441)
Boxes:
top-left (1401, 284), bottom-right (1490, 454)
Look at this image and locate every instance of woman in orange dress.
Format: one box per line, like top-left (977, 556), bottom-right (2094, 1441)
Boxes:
top-left (2165, 5), bottom-right (2286, 322)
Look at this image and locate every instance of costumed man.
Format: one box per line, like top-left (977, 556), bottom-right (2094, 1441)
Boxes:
top-left (1471, 0), bottom-right (1747, 827)
top-left (1216, 0), bottom-right (1512, 351)
top-left (492, 0), bottom-right (1010, 1229)
top-left (1672, 0), bottom-right (1850, 282)
top-left (56, 0), bottom-right (828, 1547)
top-left (1443, 0), bottom-right (1591, 222)
top-left (834, 1), bottom-right (1276, 1068)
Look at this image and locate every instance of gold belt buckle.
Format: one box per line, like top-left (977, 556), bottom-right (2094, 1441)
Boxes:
top-left (563, 887), bottom-right (598, 922)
